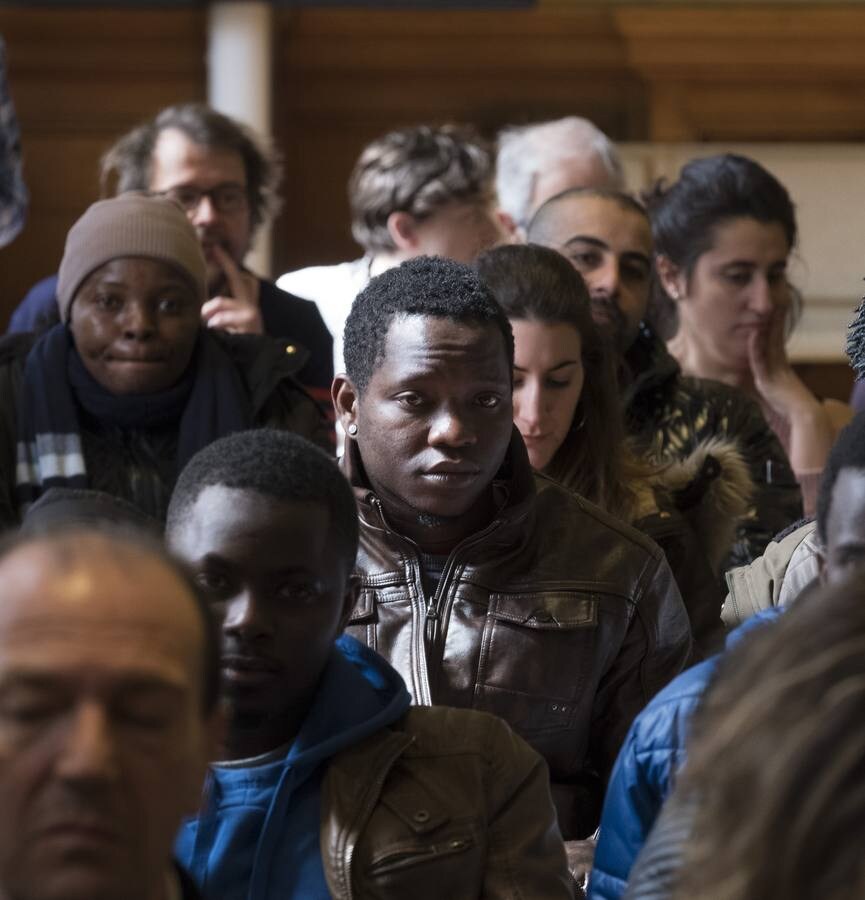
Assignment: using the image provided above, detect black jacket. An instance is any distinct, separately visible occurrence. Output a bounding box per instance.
[0,329,329,526]
[7,273,334,403]
[623,324,803,567]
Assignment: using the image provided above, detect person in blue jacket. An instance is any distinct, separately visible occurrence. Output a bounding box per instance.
[588,409,865,899]
[165,428,573,900]
[586,608,781,900]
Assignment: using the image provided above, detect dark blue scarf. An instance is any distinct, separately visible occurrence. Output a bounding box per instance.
[15,323,253,507]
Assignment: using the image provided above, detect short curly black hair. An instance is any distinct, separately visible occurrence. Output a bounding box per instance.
[816,412,865,544]
[166,429,359,576]
[343,255,514,394]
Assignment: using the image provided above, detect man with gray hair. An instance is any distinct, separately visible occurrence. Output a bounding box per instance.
[495,116,624,236]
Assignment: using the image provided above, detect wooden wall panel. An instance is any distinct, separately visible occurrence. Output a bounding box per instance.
[272,7,645,272]
[0,8,206,325]
[5,0,865,382]
[617,6,865,141]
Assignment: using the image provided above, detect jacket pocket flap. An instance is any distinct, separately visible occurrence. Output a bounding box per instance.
[488,591,598,629]
[348,588,378,624]
[380,786,450,835]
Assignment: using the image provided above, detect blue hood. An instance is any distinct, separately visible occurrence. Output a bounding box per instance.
[177,635,411,900]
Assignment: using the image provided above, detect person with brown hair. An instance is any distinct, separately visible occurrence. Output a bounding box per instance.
[7,103,334,412]
[278,123,506,380]
[475,243,749,653]
[591,410,865,900]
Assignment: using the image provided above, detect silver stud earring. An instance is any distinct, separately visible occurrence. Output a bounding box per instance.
[347,423,358,436]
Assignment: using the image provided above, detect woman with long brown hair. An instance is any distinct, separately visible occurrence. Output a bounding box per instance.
[476,243,751,653]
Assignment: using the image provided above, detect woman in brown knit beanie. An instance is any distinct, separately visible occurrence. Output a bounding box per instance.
[0,192,328,525]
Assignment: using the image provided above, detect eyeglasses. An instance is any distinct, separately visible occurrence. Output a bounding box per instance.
[153,183,249,215]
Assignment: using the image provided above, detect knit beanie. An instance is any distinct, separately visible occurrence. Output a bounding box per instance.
[56,192,207,322]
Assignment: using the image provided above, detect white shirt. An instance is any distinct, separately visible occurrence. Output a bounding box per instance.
[277,257,372,377]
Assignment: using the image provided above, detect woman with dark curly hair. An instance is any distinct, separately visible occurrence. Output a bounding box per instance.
[648,153,851,515]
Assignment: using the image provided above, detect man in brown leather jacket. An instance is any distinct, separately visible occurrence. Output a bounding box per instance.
[332,256,693,841]
[167,428,573,899]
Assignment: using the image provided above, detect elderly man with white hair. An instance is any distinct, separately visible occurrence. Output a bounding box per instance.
[495,116,624,236]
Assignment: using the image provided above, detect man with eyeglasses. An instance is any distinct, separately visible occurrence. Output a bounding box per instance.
[7,104,334,413]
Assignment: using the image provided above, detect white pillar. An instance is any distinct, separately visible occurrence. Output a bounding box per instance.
[207,1,274,277]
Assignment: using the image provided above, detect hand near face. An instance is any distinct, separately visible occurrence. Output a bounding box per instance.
[747,295,842,479]
[746,297,815,423]
[201,244,263,335]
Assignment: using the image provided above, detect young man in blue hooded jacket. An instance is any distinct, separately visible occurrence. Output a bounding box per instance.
[166,428,573,900]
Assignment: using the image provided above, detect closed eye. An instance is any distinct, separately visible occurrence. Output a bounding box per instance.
[195,570,231,595]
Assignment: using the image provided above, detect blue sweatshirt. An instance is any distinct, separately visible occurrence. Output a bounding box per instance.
[176,635,411,900]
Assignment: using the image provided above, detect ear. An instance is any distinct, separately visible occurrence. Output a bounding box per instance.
[332,375,359,439]
[495,209,522,243]
[337,573,361,633]
[386,210,421,252]
[655,254,687,302]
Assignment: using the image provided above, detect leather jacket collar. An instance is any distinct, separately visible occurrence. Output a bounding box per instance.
[340,425,537,538]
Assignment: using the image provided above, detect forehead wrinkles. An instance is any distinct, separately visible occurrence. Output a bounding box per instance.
[0,615,189,656]
[0,544,201,654]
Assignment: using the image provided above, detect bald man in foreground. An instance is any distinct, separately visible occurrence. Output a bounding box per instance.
[0,528,220,900]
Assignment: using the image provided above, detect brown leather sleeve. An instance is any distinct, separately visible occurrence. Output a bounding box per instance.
[480,715,576,899]
[589,555,693,783]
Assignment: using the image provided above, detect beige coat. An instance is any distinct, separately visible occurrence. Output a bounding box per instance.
[721,521,820,627]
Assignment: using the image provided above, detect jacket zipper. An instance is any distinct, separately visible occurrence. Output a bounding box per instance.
[367,835,475,875]
[369,497,502,706]
[423,517,503,649]
[420,517,504,705]
[369,497,433,704]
